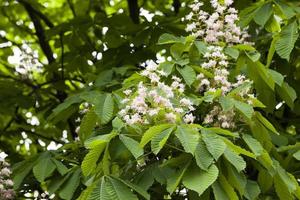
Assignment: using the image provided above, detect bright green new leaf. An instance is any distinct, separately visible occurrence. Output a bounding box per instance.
[140,124,174,147]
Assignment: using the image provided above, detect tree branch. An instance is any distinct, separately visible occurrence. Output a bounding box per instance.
[173,0,180,15]
[67,0,77,17]
[127,0,140,24]
[19,1,55,64]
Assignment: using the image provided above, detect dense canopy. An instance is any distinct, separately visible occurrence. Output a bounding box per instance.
[1,0,300,199]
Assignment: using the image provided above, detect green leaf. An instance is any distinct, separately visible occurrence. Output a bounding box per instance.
[59,168,81,200]
[120,135,144,159]
[194,41,207,55]
[105,177,138,200]
[151,126,175,155]
[254,3,273,26]
[223,139,255,159]
[158,33,184,44]
[277,82,297,109]
[245,50,261,62]
[115,177,150,200]
[33,155,56,182]
[140,124,174,147]
[275,21,299,61]
[244,180,261,200]
[171,43,185,59]
[255,112,279,135]
[51,95,82,116]
[167,160,191,194]
[176,65,196,86]
[219,96,254,119]
[194,139,214,171]
[203,127,238,138]
[226,163,247,195]
[13,159,36,189]
[183,164,219,196]
[293,150,300,161]
[88,178,110,200]
[81,143,106,176]
[242,134,264,156]
[175,125,200,154]
[79,109,97,141]
[224,47,239,60]
[223,148,246,172]
[159,62,174,76]
[212,180,230,200]
[269,69,284,86]
[51,158,69,175]
[239,2,261,27]
[266,37,278,68]
[94,93,114,124]
[219,96,234,111]
[213,174,239,200]
[202,132,226,160]
[234,100,254,119]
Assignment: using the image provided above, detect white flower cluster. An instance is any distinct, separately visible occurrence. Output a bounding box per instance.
[186,0,250,45]
[118,61,196,125]
[8,44,43,79]
[186,0,255,129]
[0,158,15,200]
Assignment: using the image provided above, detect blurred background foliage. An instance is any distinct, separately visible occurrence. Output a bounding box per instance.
[1,0,300,199]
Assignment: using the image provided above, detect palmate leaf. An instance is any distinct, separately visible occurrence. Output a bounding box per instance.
[175,125,200,154]
[120,135,144,159]
[275,21,299,61]
[226,163,247,196]
[167,160,191,194]
[13,158,37,189]
[253,3,273,26]
[183,164,219,196]
[158,33,185,44]
[93,93,115,124]
[140,124,175,147]
[151,126,175,155]
[176,65,196,86]
[244,180,261,200]
[242,134,264,156]
[88,177,139,200]
[79,108,98,141]
[33,153,56,182]
[202,131,226,161]
[223,148,246,172]
[81,142,106,176]
[59,168,81,200]
[51,158,69,175]
[194,139,214,171]
[212,174,239,200]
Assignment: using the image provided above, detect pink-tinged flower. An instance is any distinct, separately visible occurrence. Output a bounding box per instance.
[1,168,11,176]
[165,113,177,123]
[148,109,159,116]
[180,98,193,107]
[184,113,196,123]
[146,60,158,71]
[123,89,132,96]
[224,0,234,6]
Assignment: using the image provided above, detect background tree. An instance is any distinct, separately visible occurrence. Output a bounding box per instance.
[0,0,300,199]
